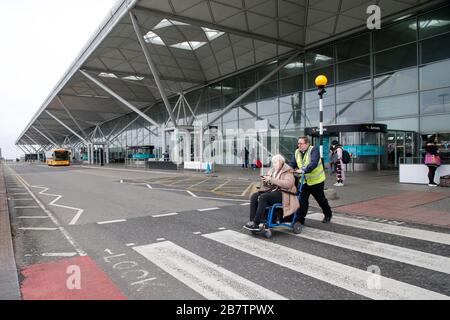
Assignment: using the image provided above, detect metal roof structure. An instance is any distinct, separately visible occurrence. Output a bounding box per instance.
[16,0,445,149]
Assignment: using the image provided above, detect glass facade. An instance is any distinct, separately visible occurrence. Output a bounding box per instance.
[103,4,450,167]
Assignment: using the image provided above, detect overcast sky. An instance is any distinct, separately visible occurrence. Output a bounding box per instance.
[0,0,118,159]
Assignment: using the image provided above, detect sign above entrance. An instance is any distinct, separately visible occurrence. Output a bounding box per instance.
[305,123,388,136]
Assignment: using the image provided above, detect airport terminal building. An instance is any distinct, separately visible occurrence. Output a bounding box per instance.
[16,0,450,170]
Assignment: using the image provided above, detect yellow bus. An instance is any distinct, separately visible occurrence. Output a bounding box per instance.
[46,149,71,166]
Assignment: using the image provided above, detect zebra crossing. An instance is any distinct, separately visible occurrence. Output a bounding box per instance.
[130,214,450,300]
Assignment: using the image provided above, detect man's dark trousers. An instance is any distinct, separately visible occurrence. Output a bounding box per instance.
[297,182,332,224]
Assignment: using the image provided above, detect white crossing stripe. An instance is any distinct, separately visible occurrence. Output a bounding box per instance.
[308,213,450,245]
[133,241,287,300]
[204,230,449,300]
[19,227,58,231]
[41,253,78,257]
[97,219,127,225]
[14,206,39,209]
[152,212,179,218]
[11,198,34,201]
[17,216,49,219]
[241,203,251,206]
[197,207,220,212]
[284,228,450,274]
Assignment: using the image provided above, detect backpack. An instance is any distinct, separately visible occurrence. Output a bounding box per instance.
[341,148,351,164]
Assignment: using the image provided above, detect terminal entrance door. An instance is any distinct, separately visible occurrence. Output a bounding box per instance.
[386,131,417,169]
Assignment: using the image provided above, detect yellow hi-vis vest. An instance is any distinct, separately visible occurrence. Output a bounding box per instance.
[295,146,326,186]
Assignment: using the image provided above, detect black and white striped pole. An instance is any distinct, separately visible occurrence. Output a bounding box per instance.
[315,75,328,164]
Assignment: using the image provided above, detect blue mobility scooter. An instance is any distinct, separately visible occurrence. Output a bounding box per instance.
[250,174,305,239]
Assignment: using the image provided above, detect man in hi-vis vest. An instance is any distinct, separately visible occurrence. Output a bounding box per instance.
[288,136,332,225]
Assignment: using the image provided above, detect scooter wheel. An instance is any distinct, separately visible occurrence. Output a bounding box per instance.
[293,222,303,234]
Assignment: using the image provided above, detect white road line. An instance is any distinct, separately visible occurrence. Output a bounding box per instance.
[97,219,127,225]
[31,185,84,225]
[41,253,77,257]
[11,193,29,196]
[126,243,136,247]
[186,190,198,198]
[133,241,287,300]
[197,207,220,212]
[80,165,177,175]
[193,232,202,235]
[11,198,34,201]
[157,238,166,241]
[212,180,231,192]
[17,216,49,219]
[14,206,39,209]
[218,227,226,230]
[241,203,251,206]
[308,213,450,245]
[19,227,58,231]
[146,184,153,189]
[152,212,179,218]
[204,230,449,300]
[285,228,450,274]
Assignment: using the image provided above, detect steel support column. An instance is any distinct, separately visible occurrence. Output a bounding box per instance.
[32,126,58,148]
[45,111,90,146]
[129,11,177,127]
[56,96,89,140]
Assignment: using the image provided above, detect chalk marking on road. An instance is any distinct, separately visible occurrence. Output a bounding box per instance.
[17,216,49,219]
[19,227,58,231]
[133,241,287,300]
[41,252,78,257]
[197,207,220,212]
[152,212,179,218]
[308,213,450,245]
[30,185,85,225]
[204,230,449,300]
[284,228,450,274]
[97,219,127,225]
[14,206,39,209]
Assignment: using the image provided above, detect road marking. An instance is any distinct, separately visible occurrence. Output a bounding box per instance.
[241,183,254,197]
[186,190,198,198]
[97,219,127,225]
[19,227,58,231]
[241,203,251,206]
[17,216,49,219]
[126,243,136,247]
[156,238,166,241]
[133,241,287,300]
[212,180,231,192]
[218,227,226,230]
[152,212,179,218]
[11,198,34,201]
[14,206,39,209]
[308,213,450,245]
[80,165,177,175]
[193,232,202,235]
[204,230,449,300]
[188,178,210,189]
[197,207,220,212]
[11,193,29,196]
[41,253,78,257]
[285,228,450,274]
[146,184,153,189]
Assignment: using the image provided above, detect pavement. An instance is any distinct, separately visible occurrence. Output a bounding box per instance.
[0,161,449,301]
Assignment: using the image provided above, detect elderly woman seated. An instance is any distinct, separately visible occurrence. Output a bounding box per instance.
[244,154,300,231]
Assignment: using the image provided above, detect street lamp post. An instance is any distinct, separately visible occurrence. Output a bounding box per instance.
[315,75,328,164]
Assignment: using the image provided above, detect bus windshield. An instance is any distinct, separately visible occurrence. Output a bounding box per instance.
[54,151,69,161]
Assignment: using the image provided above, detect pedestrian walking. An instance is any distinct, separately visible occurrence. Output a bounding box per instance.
[424,135,441,187]
[241,147,249,168]
[288,136,332,225]
[330,140,346,186]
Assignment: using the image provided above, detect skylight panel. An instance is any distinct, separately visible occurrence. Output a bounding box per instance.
[153,19,189,30]
[202,27,225,41]
[144,31,165,45]
[99,72,118,78]
[171,41,207,50]
[122,76,144,81]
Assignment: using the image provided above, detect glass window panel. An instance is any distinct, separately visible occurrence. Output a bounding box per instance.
[420,59,450,90]
[280,93,303,112]
[375,43,417,74]
[305,46,334,70]
[420,87,450,115]
[280,110,304,130]
[208,85,222,98]
[224,91,240,105]
[239,118,256,130]
[280,76,303,95]
[305,106,335,126]
[336,79,372,104]
[305,87,335,108]
[337,56,370,83]
[280,57,305,78]
[222,106,238,122]
[337,33,370,61]
[375,93,419,119]
[239,71,256,89]
[258,81,278,100]
[306,66,334,89]
[258,98,279,116]
[241,90,257,104]
[258,63,278,82]
[419,5,450,39]
[280,130,302,160]
[239,103,257,119]
[420,32,450,64]
[380,117,419,131]
[421,114,450,132]
[374,19,417,51]
[262,114,279,129]
[374,67,418,97]
[336,100,373,124]
[209,97,222,112]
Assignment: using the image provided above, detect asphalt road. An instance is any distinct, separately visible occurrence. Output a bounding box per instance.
[4,163,450,300]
